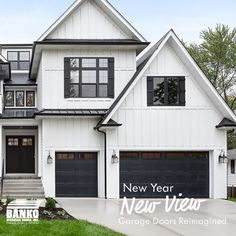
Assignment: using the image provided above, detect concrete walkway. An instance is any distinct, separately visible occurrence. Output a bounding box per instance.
[56,198,236,236]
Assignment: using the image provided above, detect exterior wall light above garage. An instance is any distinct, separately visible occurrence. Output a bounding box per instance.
[47,152,53,164]
[219,151,228,164]
[111,150,119,164]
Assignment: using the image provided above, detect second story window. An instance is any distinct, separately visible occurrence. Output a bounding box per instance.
[147,76,186,106]
[64,58,114,98]
[5,90,35,108]
[7,51,30,70]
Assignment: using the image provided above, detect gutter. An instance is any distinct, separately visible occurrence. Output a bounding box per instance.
[94,126,107,199]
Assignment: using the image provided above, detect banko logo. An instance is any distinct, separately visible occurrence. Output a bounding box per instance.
[6,199,40,223]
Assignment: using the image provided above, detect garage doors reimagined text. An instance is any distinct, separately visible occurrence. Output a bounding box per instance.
[118,183,228,226]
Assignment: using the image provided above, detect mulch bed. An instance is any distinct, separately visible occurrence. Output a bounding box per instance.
[39,207,74,220]
[0,201,74,220]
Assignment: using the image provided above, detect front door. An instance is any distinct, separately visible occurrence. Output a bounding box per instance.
[6,136,35,174]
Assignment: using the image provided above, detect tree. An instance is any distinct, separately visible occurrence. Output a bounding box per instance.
[186,24,236,109]
[186,24,236,149]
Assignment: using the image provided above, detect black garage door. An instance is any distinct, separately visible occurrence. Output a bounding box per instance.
[56,152,97,197]
[120,152,209,198]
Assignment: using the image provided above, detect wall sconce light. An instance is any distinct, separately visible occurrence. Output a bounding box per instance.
[111,150,119,164]
[47,151,53,164]
[219,150,227,164]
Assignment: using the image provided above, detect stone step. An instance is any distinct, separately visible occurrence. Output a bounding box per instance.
[4,179,42,182]
[3,182,43,186]
[4,176,40,180]
[3,192,44,196]
[2,177,45,199]
[2,194,45,199]
[3,186,43,190]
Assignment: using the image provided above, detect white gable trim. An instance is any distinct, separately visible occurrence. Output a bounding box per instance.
[0,54,7,62]
[102,31,172,124]
[37,0,147,42]
[102,30,236,125]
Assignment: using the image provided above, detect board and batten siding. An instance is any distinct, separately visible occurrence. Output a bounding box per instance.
[39,49,136,109]
[110,42,226,149]
[36,60,43,109]
[47,0,129,40]
[41,117,105,198]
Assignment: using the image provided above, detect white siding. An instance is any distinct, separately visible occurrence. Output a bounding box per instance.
[106,42,227,199]
[41,118,104,198]
[36,60,43,109]
[111,42,226,149]
[47,0,129,40]
[39,48,136,109]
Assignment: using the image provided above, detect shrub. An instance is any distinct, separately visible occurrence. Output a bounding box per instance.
[6,197,14,206]
[45,197,56,210]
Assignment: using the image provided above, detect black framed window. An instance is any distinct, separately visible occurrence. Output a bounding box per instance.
[231,160,235,174]
[26,91,35,107]
[7,51,30,70]
[5,90,35,107]
[5,91,14,107]
[16,91,24,107]
[64,57,114,98]
[147,76,185,106]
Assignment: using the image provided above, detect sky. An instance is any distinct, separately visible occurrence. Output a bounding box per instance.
[0,0,235,44]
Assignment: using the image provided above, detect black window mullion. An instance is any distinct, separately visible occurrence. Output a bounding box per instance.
[96,59,99,97]
[79,58,82,97]
[164,77,168,105]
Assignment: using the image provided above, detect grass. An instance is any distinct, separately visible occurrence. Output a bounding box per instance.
[0,216,124,236]
[228,197,236,202]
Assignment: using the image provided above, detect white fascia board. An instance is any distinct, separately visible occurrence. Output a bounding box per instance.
[103,30,236,125]
[37,0,146,42]
[169,32,236,122]
[102,32,172,124]
[0,54,7,62]
[100,0,147,42]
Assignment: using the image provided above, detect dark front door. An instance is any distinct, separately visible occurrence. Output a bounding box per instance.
[56,152,98,197]
[120,151,209,198]
[6,136,35,173]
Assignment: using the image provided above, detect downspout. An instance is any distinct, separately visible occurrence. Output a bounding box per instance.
[95,126,107,199]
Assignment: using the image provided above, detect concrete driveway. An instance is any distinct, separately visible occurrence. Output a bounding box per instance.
[56,198,236,236]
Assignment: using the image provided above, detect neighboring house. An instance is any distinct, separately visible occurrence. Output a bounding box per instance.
[0,0,236,199]
[227,149,236,196]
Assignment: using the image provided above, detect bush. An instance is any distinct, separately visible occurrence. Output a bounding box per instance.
[45,197,56,210]
[6,196,14,206]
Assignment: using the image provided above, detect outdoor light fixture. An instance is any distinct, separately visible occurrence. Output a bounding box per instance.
[219,150,227,164]
[111,150,119,164]
[47,151,53,164]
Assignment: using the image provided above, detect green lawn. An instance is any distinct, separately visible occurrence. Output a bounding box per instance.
[0,216,124,236]
[229,197,236,203]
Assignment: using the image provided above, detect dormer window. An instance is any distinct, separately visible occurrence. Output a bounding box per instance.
[7,51,30,71]
[64,57,114,98]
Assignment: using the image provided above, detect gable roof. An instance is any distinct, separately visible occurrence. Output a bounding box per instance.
[97,29,236,127]
[37,0,147,42]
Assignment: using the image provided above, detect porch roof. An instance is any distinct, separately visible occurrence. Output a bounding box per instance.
[35,109,108,116]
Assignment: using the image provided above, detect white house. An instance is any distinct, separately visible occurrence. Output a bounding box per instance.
[0,0,235,199]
